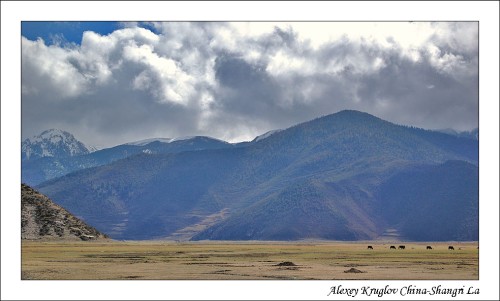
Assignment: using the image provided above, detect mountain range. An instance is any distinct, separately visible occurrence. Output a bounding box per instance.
[22,133,231,186]
[29,110,478,241]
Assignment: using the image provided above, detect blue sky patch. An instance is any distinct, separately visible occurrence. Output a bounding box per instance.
[21,21,121,45]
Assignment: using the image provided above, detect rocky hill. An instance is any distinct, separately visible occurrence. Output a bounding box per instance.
[21,184,107,241]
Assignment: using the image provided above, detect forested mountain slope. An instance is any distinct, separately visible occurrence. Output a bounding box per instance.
[36,110,478,241]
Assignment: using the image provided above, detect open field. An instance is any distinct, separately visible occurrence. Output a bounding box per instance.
[21,240,478,280]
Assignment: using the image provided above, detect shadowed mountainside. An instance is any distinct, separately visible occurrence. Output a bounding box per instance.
[36,110,478,241]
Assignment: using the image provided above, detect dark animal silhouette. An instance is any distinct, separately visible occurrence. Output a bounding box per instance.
[390,246,396,249]
[367,246,373,249]
[448,246,455,250]
[398,245,405,250]
[426,246,433,250]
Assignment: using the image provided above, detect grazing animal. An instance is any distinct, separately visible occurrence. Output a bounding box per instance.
[398,245,405,250]
[390,246,396,249]
[448,246,455,250]
[426,246,433,250]
[367,246,373,250]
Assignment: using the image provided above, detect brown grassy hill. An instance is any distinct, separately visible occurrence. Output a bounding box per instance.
[21,184,108,241]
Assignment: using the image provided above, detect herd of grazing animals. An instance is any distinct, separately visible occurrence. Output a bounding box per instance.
[365,245,459,250]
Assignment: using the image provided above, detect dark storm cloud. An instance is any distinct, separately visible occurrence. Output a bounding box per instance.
[369,50,476,130]
[21,22,478,148]
[215,55,281,115]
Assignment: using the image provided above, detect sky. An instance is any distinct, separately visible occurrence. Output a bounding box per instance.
[21,21,479,149]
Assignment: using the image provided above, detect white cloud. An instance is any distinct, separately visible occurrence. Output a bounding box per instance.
[123,43,195,105]
[22,37,89,99]
[80,31,116,57]
[112,27,160,44]
[132,70,152,90]
[266,50,310,76]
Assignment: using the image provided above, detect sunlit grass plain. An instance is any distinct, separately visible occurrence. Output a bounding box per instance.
[21,240,478,280]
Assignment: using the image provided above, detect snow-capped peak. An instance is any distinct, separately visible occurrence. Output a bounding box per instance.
[169,136,227,143]
[169,136,196,143]
[126,138,173,146]
[22,129,94,160]
[127,136,230,146]
[253,129,283,142]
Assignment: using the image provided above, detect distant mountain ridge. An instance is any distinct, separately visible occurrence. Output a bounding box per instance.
[127,136,229,146]
[36,110,478,242]
[437,128,479,140]
[22,135,232,185]
[252,129,283,142]
[22,119,478,186]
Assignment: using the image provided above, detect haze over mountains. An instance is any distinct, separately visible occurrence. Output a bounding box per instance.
[24,110,478,242]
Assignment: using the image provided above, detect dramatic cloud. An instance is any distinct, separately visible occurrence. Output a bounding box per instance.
[21,22,478,148]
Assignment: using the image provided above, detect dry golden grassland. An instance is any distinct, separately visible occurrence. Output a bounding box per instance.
[21,240,478,280]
